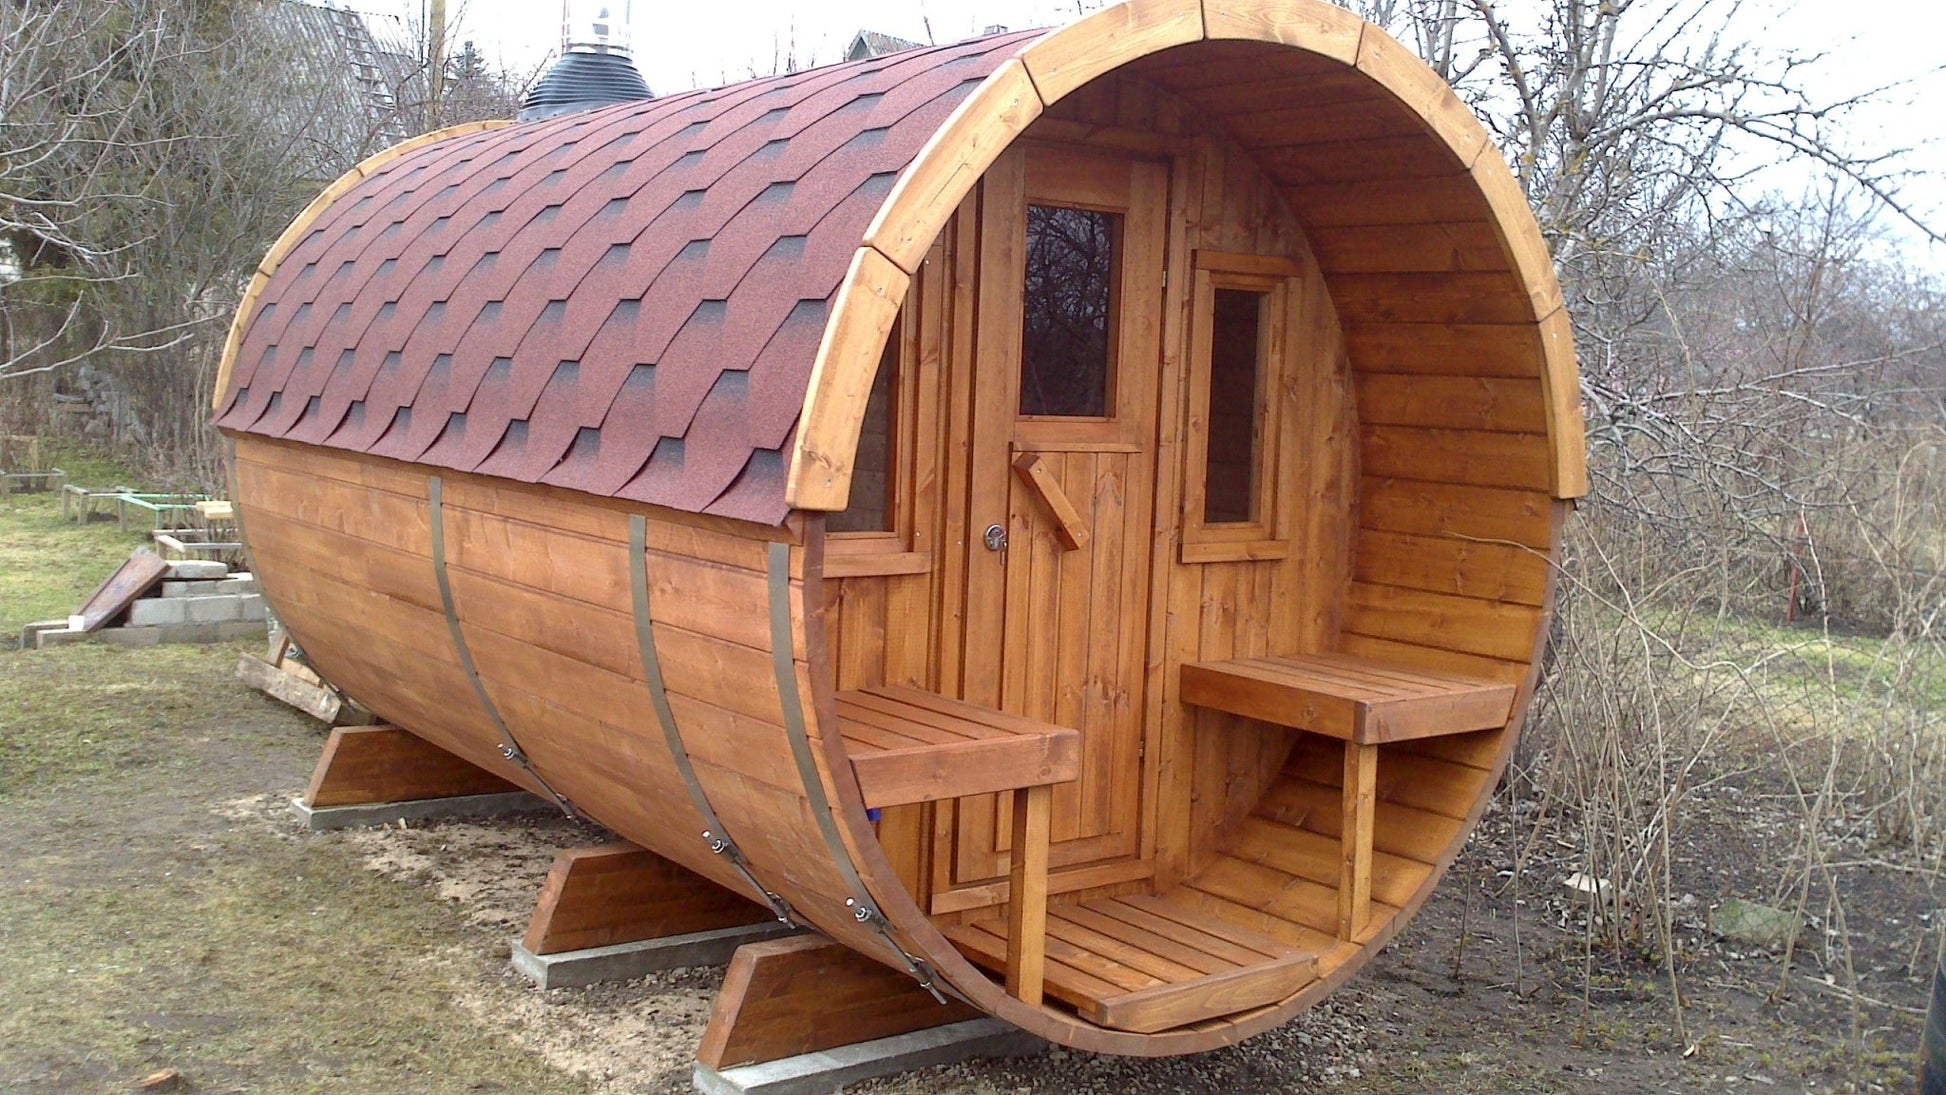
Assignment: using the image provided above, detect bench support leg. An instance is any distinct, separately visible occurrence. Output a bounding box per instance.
[303,724,519,808]
[697,934,983,1072]
[1338,742,1377,940]
[1005,784,1051,1006]
[522,842,773,956]
[292,725,542,830]
[512,842,789,989]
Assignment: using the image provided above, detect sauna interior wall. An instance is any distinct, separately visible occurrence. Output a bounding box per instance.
[821,71,1364,917]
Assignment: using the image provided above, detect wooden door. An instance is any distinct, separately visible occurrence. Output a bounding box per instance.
[948,143,1169,895]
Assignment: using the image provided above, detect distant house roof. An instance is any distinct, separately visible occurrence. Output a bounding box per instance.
[844,29,924,62]
[262,0,421,160]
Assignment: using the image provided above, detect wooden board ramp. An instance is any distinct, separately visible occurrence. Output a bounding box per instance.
[72,548,170,632]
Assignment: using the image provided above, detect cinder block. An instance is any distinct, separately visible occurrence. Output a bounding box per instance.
[96,626,164,647]
[19,620,68,649]
[215,620,268,641]
[24,623,89,649]
[183,595,244,624]
[162,575,258,598]
[165,560,228,580]
[238,593,267,621]
[126,597,190,627]
[153,622,221,644]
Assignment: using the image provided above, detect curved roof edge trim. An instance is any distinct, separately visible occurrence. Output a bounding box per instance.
[209,120,513,413]
[786,0,1586,509]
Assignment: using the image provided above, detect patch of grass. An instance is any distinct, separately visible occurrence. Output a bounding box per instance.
[0,833,595,1095]
[0,643,292,798]
[0,641,595,1094]
[0,444,157,637]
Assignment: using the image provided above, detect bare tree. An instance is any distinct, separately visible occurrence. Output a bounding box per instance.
[1,0,530,479]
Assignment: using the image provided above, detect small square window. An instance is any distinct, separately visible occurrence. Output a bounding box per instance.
[1182,252,1301,563]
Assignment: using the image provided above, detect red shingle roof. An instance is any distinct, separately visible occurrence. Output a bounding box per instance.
[216,30,1042,523]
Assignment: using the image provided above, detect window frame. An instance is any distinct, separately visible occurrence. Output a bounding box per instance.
[1180,250,1302,564]
[824,308,931,577]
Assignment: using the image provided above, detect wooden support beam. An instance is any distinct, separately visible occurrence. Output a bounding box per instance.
[521,843,771,956]
[1005,783,1052,1006]
[1338,742,1378,940]
[301,724,517,808]
[696,934,980,1072]
[1011,453,1090,550]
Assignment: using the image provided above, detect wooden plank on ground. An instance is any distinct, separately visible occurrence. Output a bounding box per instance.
[235,653,374,726]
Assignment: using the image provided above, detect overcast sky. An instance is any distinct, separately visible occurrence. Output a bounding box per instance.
[350,0,1943,265]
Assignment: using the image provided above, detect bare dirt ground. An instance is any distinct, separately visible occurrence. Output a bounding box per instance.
[1,641,1936,1094]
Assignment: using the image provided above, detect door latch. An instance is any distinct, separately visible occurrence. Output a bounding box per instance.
[982,523,1008,563]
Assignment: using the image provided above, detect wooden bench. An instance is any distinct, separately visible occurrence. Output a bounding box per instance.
[834,685,1080,1006]
[1180,653,1517,939]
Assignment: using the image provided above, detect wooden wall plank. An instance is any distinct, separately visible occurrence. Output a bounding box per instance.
[1361,426,1553,491]
[1326,273,1539,325]
[1358,476,1553,549]
[1342,581,1541,662]
[1353,529,1548,606]
[1355,374,1547,434]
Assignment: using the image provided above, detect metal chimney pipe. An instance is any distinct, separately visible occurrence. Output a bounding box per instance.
[519,0,650,121]
[562,0,631,55]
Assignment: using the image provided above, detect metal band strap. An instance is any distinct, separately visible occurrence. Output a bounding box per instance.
[765,541,945,1003]
[629,516,795,925]
[426,476,576,817]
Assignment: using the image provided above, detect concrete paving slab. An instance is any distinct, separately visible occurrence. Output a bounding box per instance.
[290,791,551,832]
[692,1019,1043,1095]
[512,921,799,990]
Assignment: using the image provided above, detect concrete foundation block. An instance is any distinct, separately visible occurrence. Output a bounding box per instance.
[691,1019,1043,1095]
[20,620,70,649]
[165,560,228,580]
[126,597,189,627]
[213,620,268,641]
[96,626,164,647]
[162,576,256,597]
[290,791,552,832]
[513,922,799,990]
[183,595,244,624]
[238,593,267,621]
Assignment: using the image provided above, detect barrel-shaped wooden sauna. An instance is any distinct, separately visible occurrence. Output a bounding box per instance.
[213,0,1584,1055]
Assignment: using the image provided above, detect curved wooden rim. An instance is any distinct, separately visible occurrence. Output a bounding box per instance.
[209,121,513,413]
[784,0,1585,509]
[802,499,1567,1054]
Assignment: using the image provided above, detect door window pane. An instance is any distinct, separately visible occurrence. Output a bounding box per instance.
[1203,288,1264,524]
[1020,205,1118,417]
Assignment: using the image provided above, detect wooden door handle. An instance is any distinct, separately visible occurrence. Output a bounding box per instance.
[1011,453,1090,551]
